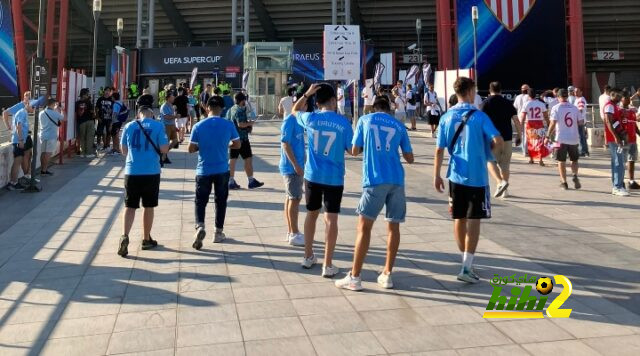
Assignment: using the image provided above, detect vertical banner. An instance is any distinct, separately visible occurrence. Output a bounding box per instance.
[0,0,19,107]
[379,53,394,86]
[323,25,361,80]
[457,0,567,92]
[66,71,77,141]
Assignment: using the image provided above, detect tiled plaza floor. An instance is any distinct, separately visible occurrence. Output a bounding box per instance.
[0,121,638,355]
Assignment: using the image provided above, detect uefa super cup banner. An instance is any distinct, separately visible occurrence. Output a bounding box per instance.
[457,0,567,94]
[0,0,19,106]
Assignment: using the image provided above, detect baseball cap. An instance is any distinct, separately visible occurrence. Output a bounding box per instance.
[567,85,575,92]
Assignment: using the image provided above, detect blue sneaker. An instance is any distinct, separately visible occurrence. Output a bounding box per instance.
[248,178,264,189]
[457,268,479,284]
[229,181,241,190]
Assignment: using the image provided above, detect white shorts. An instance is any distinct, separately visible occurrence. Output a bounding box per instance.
[175,117,188,129]
[40,138,58,153]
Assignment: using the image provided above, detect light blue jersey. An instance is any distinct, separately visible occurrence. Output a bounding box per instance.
[11,109,29,144]
[353,112,412,187]
[190,117,240,176]
[279,114,306,175]
[437,102,500,187]
[121,118,168,175]
[160,103,174,126]
[296,111,353,186]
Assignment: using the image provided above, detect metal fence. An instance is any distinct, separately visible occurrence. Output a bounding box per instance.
[252,95,283,120]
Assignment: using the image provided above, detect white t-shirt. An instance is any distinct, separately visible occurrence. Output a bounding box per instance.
[394,96,406,113]
[599,93,610,118]
[551,102,582,145]
[521,99,547,121]
[337,87,345,106]
[279,96,294,117]
[514,93,528,113]
[424,90,439,115]
[362,89,374,106]
[574,96,587,121]
[406,91,416,110]
[473,94,483,110]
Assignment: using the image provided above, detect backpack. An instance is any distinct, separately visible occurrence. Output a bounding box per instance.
[114,102,129,123]
[408,92,416,106]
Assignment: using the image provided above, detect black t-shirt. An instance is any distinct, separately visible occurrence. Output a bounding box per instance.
[174,95,189,117]
[482,95,517,140]
[137,94,154,108]
[75,99,94,125]
[95,96,114,120]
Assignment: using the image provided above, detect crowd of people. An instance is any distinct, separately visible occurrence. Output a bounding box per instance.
[2,74,638,288]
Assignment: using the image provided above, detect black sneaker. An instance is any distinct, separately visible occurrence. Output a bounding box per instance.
[248,178,264,189]
[573,176,582,190]
[192,227,206,250]
[560,182,569,190]
[628,181,640,190]
[163,157,172,164]
[40,170,54,176]
[117,235,129,257]
[229,181,241,190]
[141,237,158,250]
[7,182,25,191]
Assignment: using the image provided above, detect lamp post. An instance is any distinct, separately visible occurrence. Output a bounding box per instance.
[116,18,123,95]
[416,18,422,63]
[471,6,479,84]
[91,0,102,101]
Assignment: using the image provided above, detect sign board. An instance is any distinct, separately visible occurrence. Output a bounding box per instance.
[323,25,361,80]
[593,50,623,61]
[31,58,50,105]
[401,54,427,64]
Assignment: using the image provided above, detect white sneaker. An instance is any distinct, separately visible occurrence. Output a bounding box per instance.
[457,269,479,284]
[377,272,394,289]
[612,188,630,197]
[301,254,317,269]
[322,265,340,278]
[288,233,305,247]
[335,272,363,291]
[501,189,509,199]
[469,267,481,280]
[494,181,509,198]
[213,230,226,243]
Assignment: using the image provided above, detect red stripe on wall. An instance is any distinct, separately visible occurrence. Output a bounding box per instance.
[518,0,525,20]
[496,1,503,21]
[507,0,514,29]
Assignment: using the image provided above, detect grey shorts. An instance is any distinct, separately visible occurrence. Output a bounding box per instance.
[628,143,638,162]
[40,138,58,153]
[283,174,303,200]
[356,184,406,223]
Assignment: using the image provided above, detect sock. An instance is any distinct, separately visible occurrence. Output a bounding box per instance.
[229,177,236,183]
[461,252,474,272]
[248,176,254,181]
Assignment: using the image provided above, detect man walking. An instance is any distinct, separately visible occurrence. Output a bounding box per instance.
[280,94,307,246]
[189,96,241,249]
[621,91,639,190]
[159,91,179,164]
[95,87,114,152]
[424,83,441,137]
[76,88,96,158]
[117,107,169,257]
[603,88,630,196]
[226,92,264,190]
[335,97,414,291]
[482,81,521,198]
[38,99,66,175]
[292,83,354,278]
[514,84,530,156]
[336,83,346,116]
[520,88,549,165]
[174,87,190,144]
[406,84,417,130]
[546,89,583,190]
[434,77,503,283]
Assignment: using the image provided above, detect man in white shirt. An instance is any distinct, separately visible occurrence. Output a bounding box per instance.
[405,84,418,130]
[514,84,530,156]
[546,89,583,190]
[568,86,577,105]
[336,84,346,115]
[423,83,440,137]
[362,85,375,115]
[38,99,66,176]
[599,85,612,120]
[394,93,406,122]
[520,88,549,165]
[573,87,589,157]
[278,88,296,119]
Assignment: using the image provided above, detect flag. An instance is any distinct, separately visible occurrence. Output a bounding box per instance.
[189,67,198,89]
[373,62,385,91]
[242,70,250,90]
[405,65,420,86]
[422,63,433,86]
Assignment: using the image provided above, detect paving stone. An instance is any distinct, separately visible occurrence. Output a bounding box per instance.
[107,326,175,355]
[311,331,387,356]
[40,334,110,356]
[245,336,316,356]
[240,316,307,341]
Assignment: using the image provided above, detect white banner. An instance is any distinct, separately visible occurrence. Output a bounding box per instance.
[323,25,361,80]
[190,67,198,88]
[379,53,394,85]
[66,71,77,141]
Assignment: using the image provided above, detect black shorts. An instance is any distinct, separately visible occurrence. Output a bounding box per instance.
[111,121,123,136]
[449,182,491,219]
[97,118,112,135]
[305,179,344,214]
[428,113,440,125]
[124,174,160,209]
[230,140,252,159]
[12,135,33,157]
[554,144,579,162]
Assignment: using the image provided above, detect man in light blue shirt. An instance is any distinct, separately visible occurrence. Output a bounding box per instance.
[159,92,178,164]
[38,98,65,176]
[434,77,503,283]
[280,94,307,247]
[336,97,414,291]
[189,96,241,249]
[292,83,354,278]
[117,107,169,257]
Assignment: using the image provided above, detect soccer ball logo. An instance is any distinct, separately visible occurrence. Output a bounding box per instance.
[536,277,553,295]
